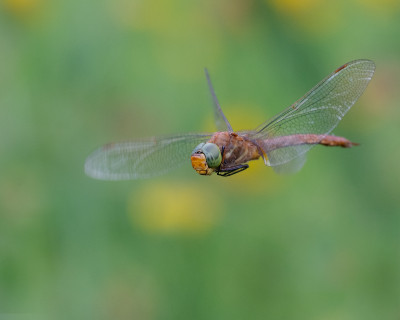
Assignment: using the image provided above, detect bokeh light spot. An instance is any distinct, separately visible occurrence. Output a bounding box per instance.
[128,181,223,235]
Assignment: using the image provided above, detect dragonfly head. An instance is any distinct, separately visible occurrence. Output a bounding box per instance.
[191,142,222,175]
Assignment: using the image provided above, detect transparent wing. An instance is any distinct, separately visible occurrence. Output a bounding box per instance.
[251,59,375,167]
[271,153,307,174]
[205,68,233,132]
[85,133,211,180]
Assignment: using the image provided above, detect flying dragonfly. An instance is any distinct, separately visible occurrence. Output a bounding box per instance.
[85,59,375,180]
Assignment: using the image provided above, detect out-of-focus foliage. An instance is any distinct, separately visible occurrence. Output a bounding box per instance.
[1,0,400,319]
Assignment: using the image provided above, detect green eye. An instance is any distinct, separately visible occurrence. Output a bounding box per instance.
[192,143,205,154]
[202,143,222,168]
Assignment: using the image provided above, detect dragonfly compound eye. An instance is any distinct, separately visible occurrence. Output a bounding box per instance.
[192,143,205,154]
[202,143,222,168]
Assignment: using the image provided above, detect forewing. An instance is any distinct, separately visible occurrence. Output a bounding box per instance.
[85,133,211,180]
[252,59,375,167]
[205,68,233,132]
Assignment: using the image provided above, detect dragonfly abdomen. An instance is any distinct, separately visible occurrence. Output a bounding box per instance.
[261,134,358,151]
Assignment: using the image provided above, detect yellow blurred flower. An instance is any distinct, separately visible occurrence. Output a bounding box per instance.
[128,181,223,235]
[269,0,320,15]
[3,0,41,18]
[267,0,341,35]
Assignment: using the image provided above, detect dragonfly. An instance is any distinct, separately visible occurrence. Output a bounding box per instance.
[85,59,375,180]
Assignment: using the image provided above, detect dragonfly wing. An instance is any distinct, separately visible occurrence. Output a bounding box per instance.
[85,133,211,180]
[270,152,307,174]
[252,59,375,167]
[205,68,233,132]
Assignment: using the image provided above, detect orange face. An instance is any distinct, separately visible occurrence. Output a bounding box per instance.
[190,153,215,175]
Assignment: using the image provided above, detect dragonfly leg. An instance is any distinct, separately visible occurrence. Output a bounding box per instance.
[217,164,249,177]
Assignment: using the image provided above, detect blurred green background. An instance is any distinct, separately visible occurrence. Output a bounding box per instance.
[1,0,400,319]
